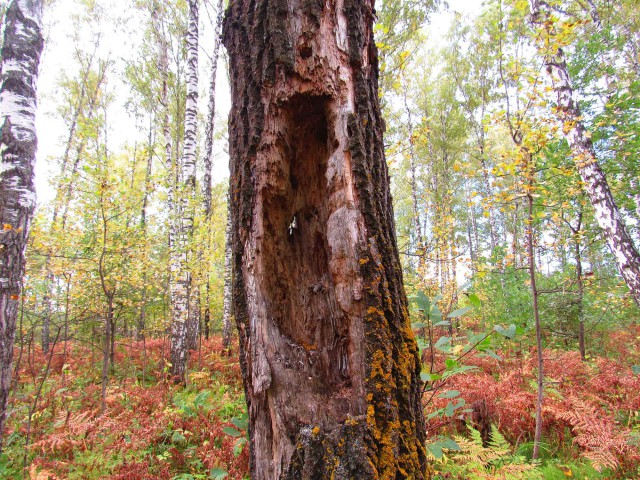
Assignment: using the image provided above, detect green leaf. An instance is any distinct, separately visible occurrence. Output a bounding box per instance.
[421,372,441,382]
[482,349,502,361]
[411,322,428,329]
[427,442,444,459]
[438,390,460,399]
[222,427,242,438]
[467,293,481,307]
[632,365,640,375]
[494,323,517,339]
[444,401,456,417]
[433,321,450,327]
[414,291,431,313]
[427,411,440,420]
[209,468,228,479]
[447,307,472,318]
[171,431,187,444]
[434,336,451,351]
[440,437,461,451]
[457,281,472,293]
[231,415,248,431]
[193,390,212,407]
[233,437,247,457]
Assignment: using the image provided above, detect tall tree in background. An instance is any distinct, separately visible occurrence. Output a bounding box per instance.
[202,0,223,342]
[223,1,427,477]
[221,195,233,347]
[530,0,640,307]
[169,0,198,382]
[0,0,44,452]
[42,45,108,353]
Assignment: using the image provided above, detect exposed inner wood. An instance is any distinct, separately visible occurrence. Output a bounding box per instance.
[224,1,427,478]
[249,89,369,475]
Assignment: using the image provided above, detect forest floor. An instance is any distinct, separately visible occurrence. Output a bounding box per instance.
[1,330,639,479]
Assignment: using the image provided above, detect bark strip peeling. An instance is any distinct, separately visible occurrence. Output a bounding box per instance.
[223,1,427,478]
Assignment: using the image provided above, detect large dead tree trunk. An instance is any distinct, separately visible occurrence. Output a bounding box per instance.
[530,0,640,306]
[0,0,43,452]
[223,1,427,478]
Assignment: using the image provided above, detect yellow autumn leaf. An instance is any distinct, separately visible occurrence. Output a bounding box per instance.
[452,344,465,355]
[558,465,573,477]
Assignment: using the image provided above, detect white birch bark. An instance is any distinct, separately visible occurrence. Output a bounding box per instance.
[531,0,640,306]
[201,0,226,344]
[202,0,223,222]
[0,0,43,452]
[221,195,233,347]
[198,0,228,346]
[170,0,199,381]
[151,1,179,373]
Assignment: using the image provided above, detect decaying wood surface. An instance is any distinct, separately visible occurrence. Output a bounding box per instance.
[223,1,427,478]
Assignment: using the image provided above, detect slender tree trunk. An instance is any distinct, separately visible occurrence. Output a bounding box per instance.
[170,0,199,382]
[202,0,224,344]
[0,0,43,453]
[467,212,477,272]
[223,2,427,478]
[630,177,640,241]
[151,1,175,349]
[137,116,154,341]
[531,0,640,306]
[570,210,587,361]
[101,297,113,414]
[221,195,233,347]
[43,61,107,352]
[401,81,425,275]
[575,241,586,361]
[524,173,544,461]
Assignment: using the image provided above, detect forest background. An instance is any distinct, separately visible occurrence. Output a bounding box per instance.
[1,0,639,478]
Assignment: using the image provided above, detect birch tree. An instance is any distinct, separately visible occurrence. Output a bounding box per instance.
[223,1,427,477]
[530,0,640,306]
[0,0,44,452]
[202,0,224,343]
[169,0,198,382]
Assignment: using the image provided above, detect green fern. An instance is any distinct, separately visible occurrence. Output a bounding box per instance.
[434,426,542,480]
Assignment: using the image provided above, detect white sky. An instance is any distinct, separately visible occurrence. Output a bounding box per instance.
[33,0,483,208]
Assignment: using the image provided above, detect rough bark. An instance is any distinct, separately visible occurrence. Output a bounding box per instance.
[0,0,43,452]
[531,0,640,306]
[223,1,427,478]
